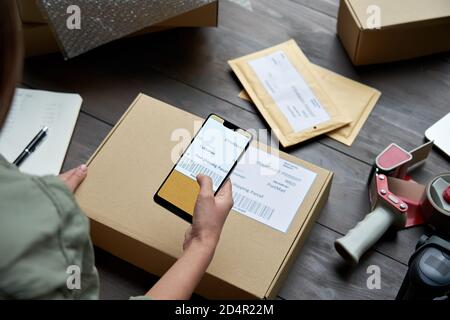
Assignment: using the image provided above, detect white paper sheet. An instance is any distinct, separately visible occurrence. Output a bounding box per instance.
[425,112,450,158]
[231,146,317,232]
[0,88,82,176]
[248,50,331,133]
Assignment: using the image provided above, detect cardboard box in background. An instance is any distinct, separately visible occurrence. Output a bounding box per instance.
[17,0,47,24]
[337,0,450,65]
[157,1,218,28]
[75,94,333,299]
[19,1,219,57]
[22,24,60,57]
[22,23,174,57]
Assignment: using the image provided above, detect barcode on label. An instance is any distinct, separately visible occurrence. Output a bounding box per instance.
[177,158,223,186]
[233,192,274,220]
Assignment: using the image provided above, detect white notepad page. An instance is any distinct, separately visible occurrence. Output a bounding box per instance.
[0,88,82,176]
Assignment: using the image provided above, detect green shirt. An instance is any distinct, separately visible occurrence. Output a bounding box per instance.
[0,155,99,299]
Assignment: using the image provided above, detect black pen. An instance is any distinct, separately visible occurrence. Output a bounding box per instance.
[13,127,49,167]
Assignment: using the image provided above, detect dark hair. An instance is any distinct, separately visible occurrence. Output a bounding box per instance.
[0,0,23,128]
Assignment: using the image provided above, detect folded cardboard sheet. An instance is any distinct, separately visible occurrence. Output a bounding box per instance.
[75,94,333,299]
[240,64,381,146]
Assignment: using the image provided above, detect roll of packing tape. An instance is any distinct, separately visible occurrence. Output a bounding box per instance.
[425,173,450,233]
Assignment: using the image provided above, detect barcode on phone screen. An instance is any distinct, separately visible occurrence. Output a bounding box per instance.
[177,158,223,186]
[233,192,274,220]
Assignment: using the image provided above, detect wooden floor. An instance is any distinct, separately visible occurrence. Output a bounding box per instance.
[22,0,449,300]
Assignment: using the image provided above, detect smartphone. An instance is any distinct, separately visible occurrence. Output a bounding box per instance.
[154,114,253,223]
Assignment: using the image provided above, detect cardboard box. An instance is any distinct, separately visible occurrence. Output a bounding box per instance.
[19,1,219,57]
[21,23,175,57]
[337,0,450,65]
[17,0,46,24]
[22,23,60,57]
[75,94,333,299]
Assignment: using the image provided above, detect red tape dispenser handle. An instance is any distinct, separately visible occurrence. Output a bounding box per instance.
[376,174,409,213]
[336,142,434,265]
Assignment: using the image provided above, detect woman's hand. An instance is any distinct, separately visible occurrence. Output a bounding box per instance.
[183,174,234,252]
[146,174,233,300]
[58,164,88,193]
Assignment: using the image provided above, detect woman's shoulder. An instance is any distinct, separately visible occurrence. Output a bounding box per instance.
[0,162,64,261]
[0,159,89,264]
[0,158,97,299]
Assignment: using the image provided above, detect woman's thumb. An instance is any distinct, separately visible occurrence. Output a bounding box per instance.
[196,174,214,197]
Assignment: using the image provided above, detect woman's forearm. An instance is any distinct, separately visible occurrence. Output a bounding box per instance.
[147,176,232,300]
[146,240,216,300]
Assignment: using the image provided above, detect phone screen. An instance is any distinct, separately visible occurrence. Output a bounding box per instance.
[155,115,252,221]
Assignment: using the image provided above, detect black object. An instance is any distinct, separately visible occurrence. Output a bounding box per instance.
[396,234,450,300]
[13,127,48,167]
[154,114,252,223]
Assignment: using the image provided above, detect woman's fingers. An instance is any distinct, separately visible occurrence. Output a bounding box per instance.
[216,179,232,199]
[59,164,88,193]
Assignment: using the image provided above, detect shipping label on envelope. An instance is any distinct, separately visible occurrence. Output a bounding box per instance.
[229,39,352,148]
[239,63,381,146]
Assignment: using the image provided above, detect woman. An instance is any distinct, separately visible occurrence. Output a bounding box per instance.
[0,0,233,300]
